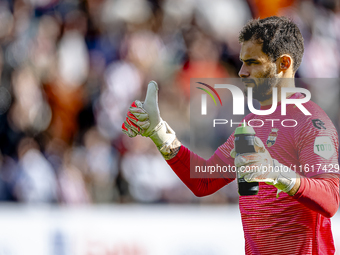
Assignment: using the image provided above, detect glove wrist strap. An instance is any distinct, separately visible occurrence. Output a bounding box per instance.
[149,121,179,159]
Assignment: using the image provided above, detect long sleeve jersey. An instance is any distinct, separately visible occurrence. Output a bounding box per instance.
[167,93,340,255]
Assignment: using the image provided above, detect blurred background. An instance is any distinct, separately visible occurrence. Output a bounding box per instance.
[0,0,339,254]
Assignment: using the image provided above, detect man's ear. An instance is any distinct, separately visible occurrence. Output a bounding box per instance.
[277,55,292,72]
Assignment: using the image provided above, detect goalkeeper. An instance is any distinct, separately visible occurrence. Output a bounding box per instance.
[122,16,339,255]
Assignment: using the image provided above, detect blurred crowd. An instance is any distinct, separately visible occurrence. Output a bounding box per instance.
[0,0,339,205]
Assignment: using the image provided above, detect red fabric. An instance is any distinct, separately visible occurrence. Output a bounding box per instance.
[167,147,339,217]
[167,146,234,197]
[294,175,340,218]
[167,93,339,254]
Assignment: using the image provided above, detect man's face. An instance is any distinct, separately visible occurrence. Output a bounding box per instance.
[239,40,278,102]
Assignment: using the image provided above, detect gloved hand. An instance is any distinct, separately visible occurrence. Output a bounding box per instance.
[231,136,297,196]
[121,100,150,137]
[122,81,178,158]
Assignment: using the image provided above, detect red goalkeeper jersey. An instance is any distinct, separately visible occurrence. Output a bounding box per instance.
[167,93,340,255]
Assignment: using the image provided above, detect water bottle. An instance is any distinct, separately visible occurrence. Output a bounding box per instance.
[234,123,259,196]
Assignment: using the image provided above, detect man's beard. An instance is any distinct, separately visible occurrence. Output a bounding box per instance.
[243,67,279,102]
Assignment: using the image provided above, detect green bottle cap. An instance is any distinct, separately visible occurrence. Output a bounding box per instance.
[234,123,256,135]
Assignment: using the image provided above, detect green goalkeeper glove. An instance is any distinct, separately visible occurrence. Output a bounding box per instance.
[122,81,179,158]
[231,136,298,196]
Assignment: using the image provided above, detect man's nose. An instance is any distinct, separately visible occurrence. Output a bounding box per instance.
[238,64,250,78]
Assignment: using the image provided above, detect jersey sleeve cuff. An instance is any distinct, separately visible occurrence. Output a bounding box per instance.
[292,177,305,199]
[166,145,186,164]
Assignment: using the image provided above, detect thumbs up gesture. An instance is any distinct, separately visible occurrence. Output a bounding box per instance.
[122,81,177,155]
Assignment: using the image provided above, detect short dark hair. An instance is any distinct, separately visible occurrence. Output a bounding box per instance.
[239,16,304,72]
